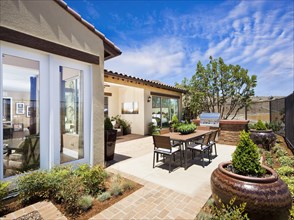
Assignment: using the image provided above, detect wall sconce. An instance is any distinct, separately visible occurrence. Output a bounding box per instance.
[147,96,151,102]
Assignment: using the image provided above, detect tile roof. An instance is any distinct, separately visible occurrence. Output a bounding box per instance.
[54,0,121,60]
[105,70,187,93]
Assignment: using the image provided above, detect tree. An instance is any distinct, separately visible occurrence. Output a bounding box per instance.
[176,56,257,119]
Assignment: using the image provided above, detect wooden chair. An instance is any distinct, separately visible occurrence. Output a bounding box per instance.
[152,135,182,173]
[187,132,211,167]
[209,130,218,157]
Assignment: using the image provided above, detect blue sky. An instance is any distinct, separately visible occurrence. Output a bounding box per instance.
[66,0,294,96]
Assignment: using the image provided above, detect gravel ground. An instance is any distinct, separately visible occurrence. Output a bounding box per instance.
[16,211,43,220]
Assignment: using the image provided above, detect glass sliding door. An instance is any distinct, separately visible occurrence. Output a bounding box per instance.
[2,54,40,178]
[60,66,84,163]
[151,95,179,128]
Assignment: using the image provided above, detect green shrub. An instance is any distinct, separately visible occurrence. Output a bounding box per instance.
[17,171,51,204]
[0,181,10,205]
[264,151,274,168]
[280,176,294,198]
[271,144,280,153]
[277,166,294,176]
[177,123,196,134]
[278,156,294,166]
[109,183,123,197]
[265,121,282,132]
[290,205,294,219]
[148,122,160,135]
[276,148,288,157]
[97,192,111,202]
[57,175,85,213]
[122,180,134,191]
[232,131,265,177]
[210,196,249,220]
[78,195,94,211]
[109,174,123,197]
[104,117,113,130]
[112,115,131,135]
[74,164,107,196]
[171,114,179,124]
[47,165,73,200]
[252,120,267,130]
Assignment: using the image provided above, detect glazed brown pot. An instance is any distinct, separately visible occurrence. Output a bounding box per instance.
[249,129,276,151]
[211,161,292,220]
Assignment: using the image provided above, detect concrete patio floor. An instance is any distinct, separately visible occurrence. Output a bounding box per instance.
[92,136,236,219]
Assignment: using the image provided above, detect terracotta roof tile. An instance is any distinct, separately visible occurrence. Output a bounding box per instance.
[104,70,186,93]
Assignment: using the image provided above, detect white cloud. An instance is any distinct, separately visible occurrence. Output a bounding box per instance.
[105,37,186,83]
[105,0,293,95]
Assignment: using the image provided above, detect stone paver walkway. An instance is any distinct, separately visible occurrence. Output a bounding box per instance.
[91,169,211,220]
[2,201,66,220]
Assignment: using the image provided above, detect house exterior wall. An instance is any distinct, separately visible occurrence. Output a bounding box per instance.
[0,0,108,179]
[104,77,183,135]
[118,86,145,135]
[0,0,103,56]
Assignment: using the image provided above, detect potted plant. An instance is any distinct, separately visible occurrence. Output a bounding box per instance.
[169,114,179,132]
[211,130,292,220]
[249,119,276,150]
[177,123,197,135]
[104,117,117,161]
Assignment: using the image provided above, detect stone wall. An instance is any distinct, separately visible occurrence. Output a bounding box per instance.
[193,119,249,145]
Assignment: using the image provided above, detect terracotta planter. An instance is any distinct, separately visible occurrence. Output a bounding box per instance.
[249,129,276,150]
[104,129,117,161]
[211,161,292,220]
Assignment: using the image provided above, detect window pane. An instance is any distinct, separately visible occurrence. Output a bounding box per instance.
[152,96,161,127]
[2,54,40,178]
[60,66,84,163]
[151,96,179,128]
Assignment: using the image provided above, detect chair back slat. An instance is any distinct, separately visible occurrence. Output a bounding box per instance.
[210,130,218,142]
[202,133,211,145]
[153,135,171,150]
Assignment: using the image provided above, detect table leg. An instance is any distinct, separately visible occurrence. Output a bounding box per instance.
[184,141,187,170]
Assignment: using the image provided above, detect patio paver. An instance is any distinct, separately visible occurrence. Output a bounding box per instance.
[92,136,236,219]
[2,201,66,220]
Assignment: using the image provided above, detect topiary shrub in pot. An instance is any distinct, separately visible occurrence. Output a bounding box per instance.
[249,119,276,150]
[104,117,117,161]
[211,130,292,220]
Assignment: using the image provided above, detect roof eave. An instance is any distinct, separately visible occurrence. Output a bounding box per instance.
[54,0,122,60]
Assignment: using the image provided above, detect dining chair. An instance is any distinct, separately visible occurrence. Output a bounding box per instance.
[187,132,211,167]
[152,135,182,173]
[193,126,210,144]
[209,130,218,157]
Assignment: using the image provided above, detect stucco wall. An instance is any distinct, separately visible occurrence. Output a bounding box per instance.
[0,0,103,56]
[92,63,104,165]
[105,86,120,117]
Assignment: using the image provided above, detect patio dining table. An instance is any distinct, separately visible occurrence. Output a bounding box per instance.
[161,130,212,169]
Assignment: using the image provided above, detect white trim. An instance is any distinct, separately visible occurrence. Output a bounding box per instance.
[1,42,49,179]
[0,42,94,179]
[52,55,91,166]
[0,42,3,179]
[89,65,94,166]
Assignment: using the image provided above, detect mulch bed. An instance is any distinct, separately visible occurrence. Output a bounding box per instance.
[0,176,142,220]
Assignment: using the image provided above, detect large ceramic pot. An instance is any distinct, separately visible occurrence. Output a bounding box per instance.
[211,161,292,220]
[249,129,276,150]
[104,129,117,161]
